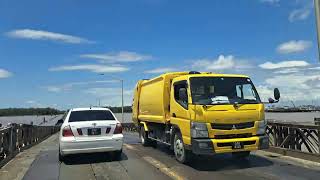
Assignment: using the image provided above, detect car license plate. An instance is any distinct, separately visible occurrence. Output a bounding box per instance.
[232,142,243,149]
[88,128,101,135]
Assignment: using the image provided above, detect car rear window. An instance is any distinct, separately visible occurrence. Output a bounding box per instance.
[68,110,115,122]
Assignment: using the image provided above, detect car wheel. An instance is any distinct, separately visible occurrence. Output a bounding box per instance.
[114,149,122,160]
[173,132,192,164]
[59,152,64,162]
[232,151,250,159]
[140,126,152,146]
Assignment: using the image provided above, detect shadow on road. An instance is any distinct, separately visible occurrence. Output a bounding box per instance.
[188,154,274,171]
[154,143,273,171]
[62,152,128,165]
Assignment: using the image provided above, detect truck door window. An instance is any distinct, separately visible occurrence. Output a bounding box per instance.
[174,81,188,109]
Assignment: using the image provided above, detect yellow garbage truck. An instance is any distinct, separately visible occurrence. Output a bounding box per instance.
[132,71,280,163]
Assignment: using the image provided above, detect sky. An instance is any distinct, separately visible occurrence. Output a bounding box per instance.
[0,0,318,109]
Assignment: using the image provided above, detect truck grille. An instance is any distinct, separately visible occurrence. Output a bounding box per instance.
[214,133,252,139]
[211,122,254,130]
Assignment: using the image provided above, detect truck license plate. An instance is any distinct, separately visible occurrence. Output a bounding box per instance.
[232,142,243,149]
[88,128,101,135]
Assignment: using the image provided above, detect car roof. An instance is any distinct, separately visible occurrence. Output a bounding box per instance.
[70,107,111,112]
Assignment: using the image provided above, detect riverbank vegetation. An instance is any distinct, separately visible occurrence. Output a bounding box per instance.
[0,108,65,116]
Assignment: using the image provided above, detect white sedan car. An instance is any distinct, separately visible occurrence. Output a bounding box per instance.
[59,107,123,161]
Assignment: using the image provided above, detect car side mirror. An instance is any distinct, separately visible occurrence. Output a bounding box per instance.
[179,88,188,102]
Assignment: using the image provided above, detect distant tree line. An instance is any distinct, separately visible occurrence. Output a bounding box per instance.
[104,106,132,113]
[0,108,65,116]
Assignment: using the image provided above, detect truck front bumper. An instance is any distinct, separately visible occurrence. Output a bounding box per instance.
[191,135,269,155]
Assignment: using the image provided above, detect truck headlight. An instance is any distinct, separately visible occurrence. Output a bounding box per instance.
[191,122,208,138]
[257,119,267,135]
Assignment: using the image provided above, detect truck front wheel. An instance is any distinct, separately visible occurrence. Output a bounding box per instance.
[173,132,192,164]
[140,126,152,146]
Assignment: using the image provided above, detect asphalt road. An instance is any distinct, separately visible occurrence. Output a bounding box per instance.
[5,132,320,180]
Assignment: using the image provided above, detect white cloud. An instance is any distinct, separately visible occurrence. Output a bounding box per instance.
[259,60,309,69]
[260,0,280,4]
[85,87,132,97]
[84,87,133,106]
[145,67,177,74]
[191,55,252,71]
[26,100,36,104]
[49,64,128,73]
[6,29,93,44]
[0,69,12,78]
[273,68,300,74]
[261,73,320,102]
[289,7,311,22]
[44,80,118,93]
[80,51,152,63]
[277,40,312,54]
[289,1,313,22]
[46,86,69,93]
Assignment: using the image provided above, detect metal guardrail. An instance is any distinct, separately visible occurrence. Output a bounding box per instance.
[122,122,320,156]
[0,123,60,168]
[266,122,320,154]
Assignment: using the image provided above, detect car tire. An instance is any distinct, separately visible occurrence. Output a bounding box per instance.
[114,149,122,160]
[59,152,64,162]
[140,126,152,146]
[232,151,250,159]
[173,132,192,164]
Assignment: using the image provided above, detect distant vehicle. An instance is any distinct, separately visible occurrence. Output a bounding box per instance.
[59,107,123,161]
[132,71,280,163]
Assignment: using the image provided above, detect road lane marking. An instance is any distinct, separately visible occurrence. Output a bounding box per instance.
[143,156,184,180]
[124,143,185,180]
[123,144,137,151]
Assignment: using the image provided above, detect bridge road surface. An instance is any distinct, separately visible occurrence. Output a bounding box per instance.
[1,133,320,180]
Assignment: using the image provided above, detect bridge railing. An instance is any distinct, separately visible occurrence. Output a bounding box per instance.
[122,122,320,155]
[266,122,320,154]
[0,123,60,168]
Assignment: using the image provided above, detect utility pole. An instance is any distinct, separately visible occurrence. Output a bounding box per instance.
[315,0,320,61]
[99,74,124,122]
[121,79,124,123]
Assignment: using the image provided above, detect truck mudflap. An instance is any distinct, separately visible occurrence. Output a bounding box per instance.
[191,135,269,155]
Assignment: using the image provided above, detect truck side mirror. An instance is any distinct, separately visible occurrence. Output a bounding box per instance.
[179,88,188,102]
[268,88,280,103]
[274,88,280,100]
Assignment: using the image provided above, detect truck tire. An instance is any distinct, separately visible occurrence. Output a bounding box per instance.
[140,126,152,146]
[173,132,192,164]
[232,151,250,159]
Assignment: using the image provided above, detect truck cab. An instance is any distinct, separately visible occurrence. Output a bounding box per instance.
[132,71,280,163]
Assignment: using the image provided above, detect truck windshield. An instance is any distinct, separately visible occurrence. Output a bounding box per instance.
[190,77,261,105]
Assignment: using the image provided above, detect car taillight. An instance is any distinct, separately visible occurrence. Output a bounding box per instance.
[114,123,122,134]
[62,125,74,137]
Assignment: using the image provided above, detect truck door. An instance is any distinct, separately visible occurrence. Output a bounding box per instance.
[170,80,191,145]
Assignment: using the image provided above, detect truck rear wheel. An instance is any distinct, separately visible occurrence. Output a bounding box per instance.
[173,132,192,164]
[232,151,250,159]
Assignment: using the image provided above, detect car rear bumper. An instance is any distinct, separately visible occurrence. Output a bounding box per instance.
[191,135,269,155]
[60,135,123,155]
